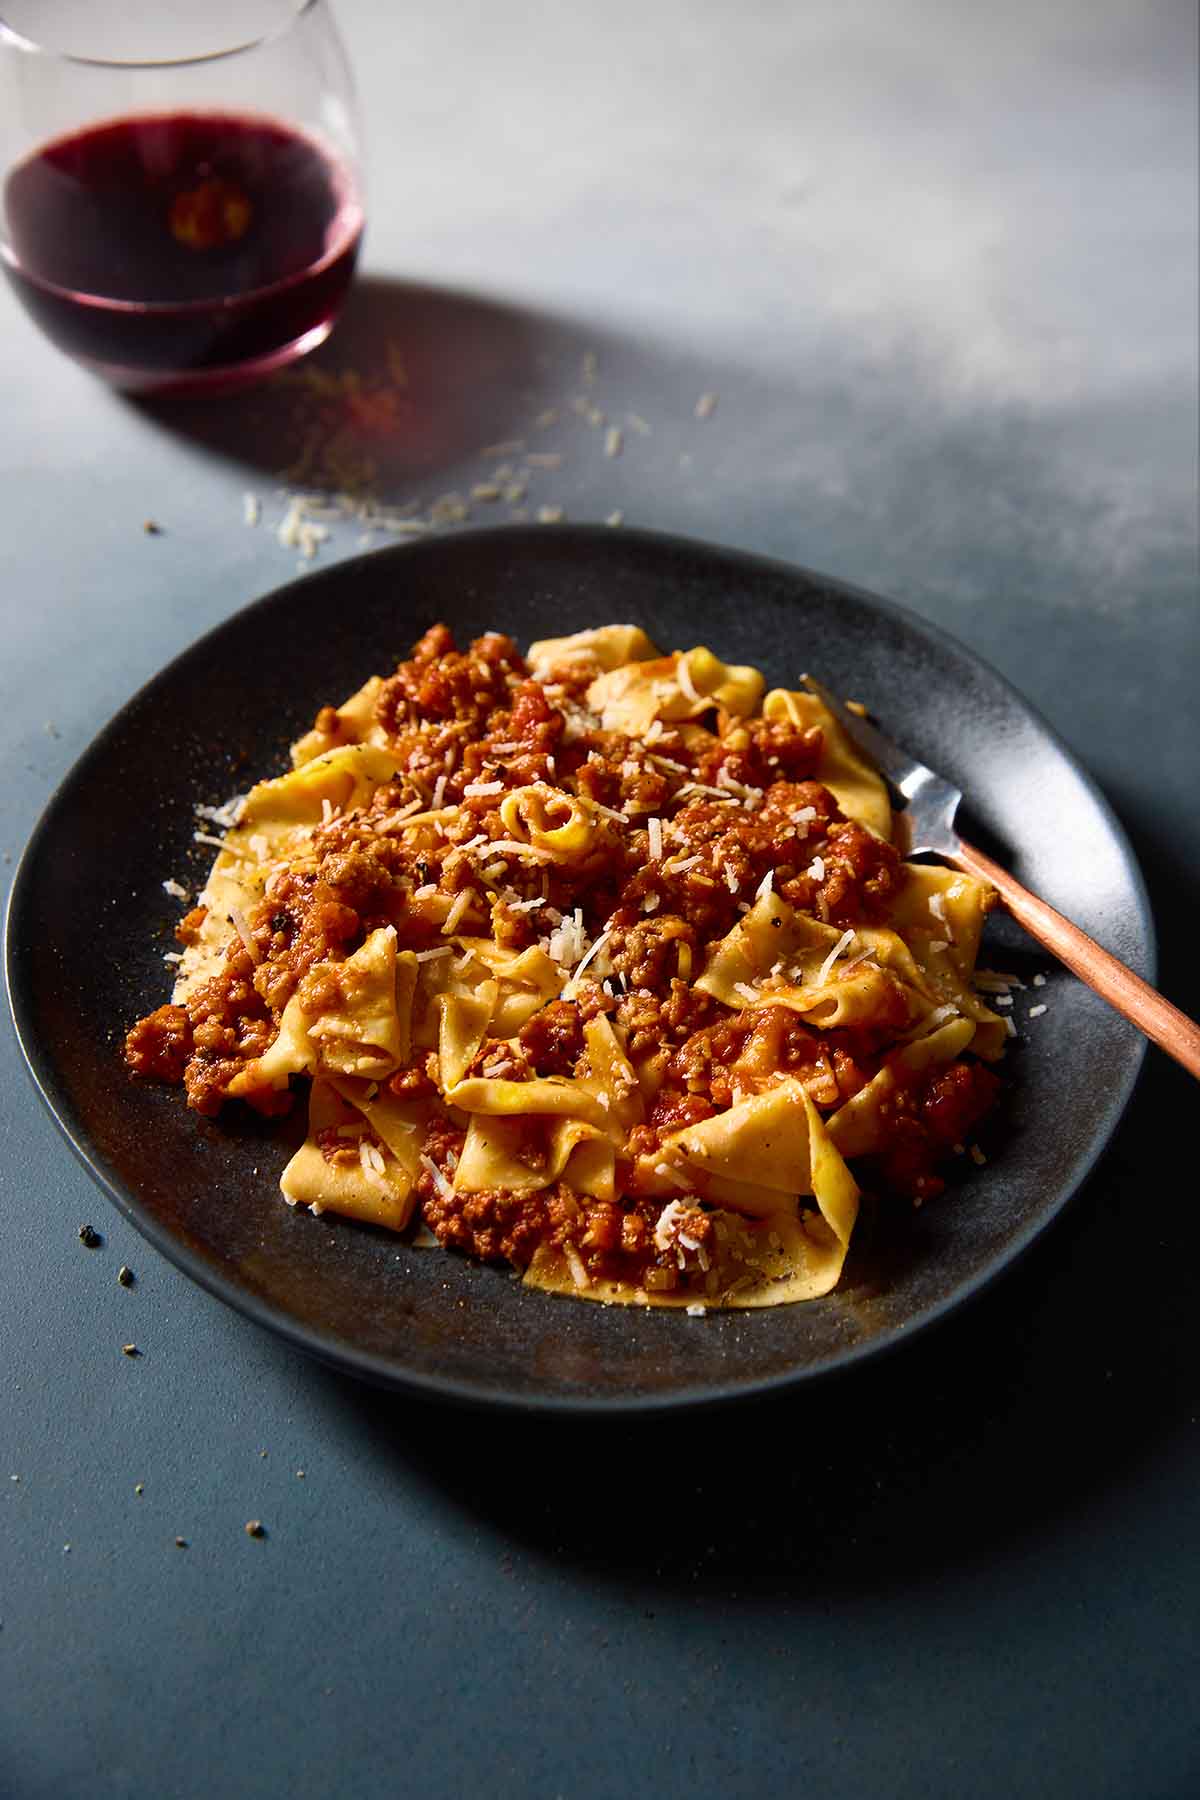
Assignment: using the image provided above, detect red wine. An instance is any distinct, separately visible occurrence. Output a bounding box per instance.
[2,111,363,390]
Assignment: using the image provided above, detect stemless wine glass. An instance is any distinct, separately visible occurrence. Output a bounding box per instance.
[0,0,364,393]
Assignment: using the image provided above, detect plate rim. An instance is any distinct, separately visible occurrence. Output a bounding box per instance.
[3,523,1155,1413]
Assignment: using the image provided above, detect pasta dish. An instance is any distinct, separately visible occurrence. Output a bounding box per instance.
[126,622,1005,1311]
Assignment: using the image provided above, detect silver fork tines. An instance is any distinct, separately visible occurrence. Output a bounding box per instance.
[800,673,962,857]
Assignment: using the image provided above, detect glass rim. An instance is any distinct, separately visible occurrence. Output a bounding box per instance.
[0,0,320,71]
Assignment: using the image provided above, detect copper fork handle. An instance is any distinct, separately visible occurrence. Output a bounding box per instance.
[954,838,1200,1082]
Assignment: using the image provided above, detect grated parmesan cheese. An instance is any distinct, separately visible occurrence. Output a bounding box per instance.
[420,1154,452,1198]
[676,780,736,802]
[816,928,856,987]
[654,1199,691,1252]
[359,1140,387,1178]
[481,838,555,862]
[563,1243,590,1289]
[546,908,588,966]
[585,797,628,825]
[228,906,260,964]
[196,795,244,828]
[442,889,476,934]
[973,970,1026,993]
[567,927,613,989]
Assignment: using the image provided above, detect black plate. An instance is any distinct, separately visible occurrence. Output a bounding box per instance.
[5,526,1152,1412]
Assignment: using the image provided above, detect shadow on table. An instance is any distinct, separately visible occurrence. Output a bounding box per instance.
[331,1098,1194,1604]
[309,786,1199,1607]
[119,273,614,495]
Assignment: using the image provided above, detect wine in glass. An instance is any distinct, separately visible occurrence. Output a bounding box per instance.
[0,0,365,392]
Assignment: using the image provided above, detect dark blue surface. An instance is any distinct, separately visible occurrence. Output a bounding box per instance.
[1,3,1197,1795]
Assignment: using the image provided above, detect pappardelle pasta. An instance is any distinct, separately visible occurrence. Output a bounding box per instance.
[126,622,1005,1311]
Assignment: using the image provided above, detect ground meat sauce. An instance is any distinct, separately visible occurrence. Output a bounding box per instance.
[517,999,585,1076]
[126,622,1002,1294]
[867,1059,1002,1201]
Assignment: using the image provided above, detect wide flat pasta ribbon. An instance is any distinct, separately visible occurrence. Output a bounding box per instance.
[279,1076,424,1231]
[228,928,415,1096]
[524,1089,859,1308]
[306,931,415,1077]
[290,675,390,767]
[527,624,659,681]
[697,890,935,1030]
[883,866,1007,1059]
[240,743,399,835]
[586,646,764,736]
[662,1079,820,1207]
[437,982,499,1089]
[825,1017,977,1158]
[449,938,563,1035]
[172,852,271,1000]
[444,1074,612,1131]
[577,1014,644,1134]
[659,1079,855,1218]
[175,741,404,1000]
[762,688,892,837]
[441,1012,641,1154]
[455,1114,616,1202]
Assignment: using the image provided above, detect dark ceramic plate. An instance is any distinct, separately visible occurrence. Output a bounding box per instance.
[5,526,1151,1412]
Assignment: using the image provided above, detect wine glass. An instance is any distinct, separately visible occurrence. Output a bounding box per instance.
[0,0,364,393]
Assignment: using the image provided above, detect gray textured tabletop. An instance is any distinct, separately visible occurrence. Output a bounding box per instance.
[2,4,1198,1797]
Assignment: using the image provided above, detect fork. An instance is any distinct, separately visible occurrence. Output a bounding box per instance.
[801,674,1200,1081]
